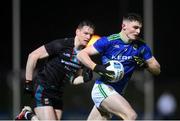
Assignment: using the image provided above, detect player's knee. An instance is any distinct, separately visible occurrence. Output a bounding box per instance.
[127,111,137,120]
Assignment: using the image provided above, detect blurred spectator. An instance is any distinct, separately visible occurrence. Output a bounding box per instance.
[156,91,177,119]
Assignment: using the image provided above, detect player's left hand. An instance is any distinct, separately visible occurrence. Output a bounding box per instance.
[133,56,148,68]
[82,67,93,82]
[24,80,34,96]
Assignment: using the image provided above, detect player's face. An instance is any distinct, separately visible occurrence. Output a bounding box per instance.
[123,21,142,40]
[76,26,94,46]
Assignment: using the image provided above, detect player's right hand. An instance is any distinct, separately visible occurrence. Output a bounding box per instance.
[133,56,148,68]
[82,67,93,82]
[24,80,34,96]
[93,63,115,80]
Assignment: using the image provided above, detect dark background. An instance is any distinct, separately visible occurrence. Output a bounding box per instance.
[1,0,179,119]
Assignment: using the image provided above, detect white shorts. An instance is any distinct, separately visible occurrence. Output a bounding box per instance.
[91,81,118,108]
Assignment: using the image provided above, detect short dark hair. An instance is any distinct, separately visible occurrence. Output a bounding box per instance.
[123,13,142,24]
[77,20,95,30]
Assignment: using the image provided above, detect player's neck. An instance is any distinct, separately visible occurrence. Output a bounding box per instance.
[119,32,132,43]
[74,36,83,50]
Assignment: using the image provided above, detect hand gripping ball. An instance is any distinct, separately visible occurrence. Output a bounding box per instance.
[106,60,124,83]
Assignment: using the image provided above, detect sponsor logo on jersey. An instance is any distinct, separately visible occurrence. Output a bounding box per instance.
[61,59,81,69]
[112,55,133,62]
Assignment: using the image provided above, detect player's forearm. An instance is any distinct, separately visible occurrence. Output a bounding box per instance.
[147,65,161,75]
[77,51,96,70]
[25,46,49,81]
[25,53,39,81]
[147,62,161,75]
[146,56,161,75]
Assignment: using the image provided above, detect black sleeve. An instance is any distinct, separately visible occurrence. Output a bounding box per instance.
[82,67,93,82]
[44,38,73,55]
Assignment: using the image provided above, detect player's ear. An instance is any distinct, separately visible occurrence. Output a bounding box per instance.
[122,23,126,30]
[75,29,78,34]
[76,28,80,35]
